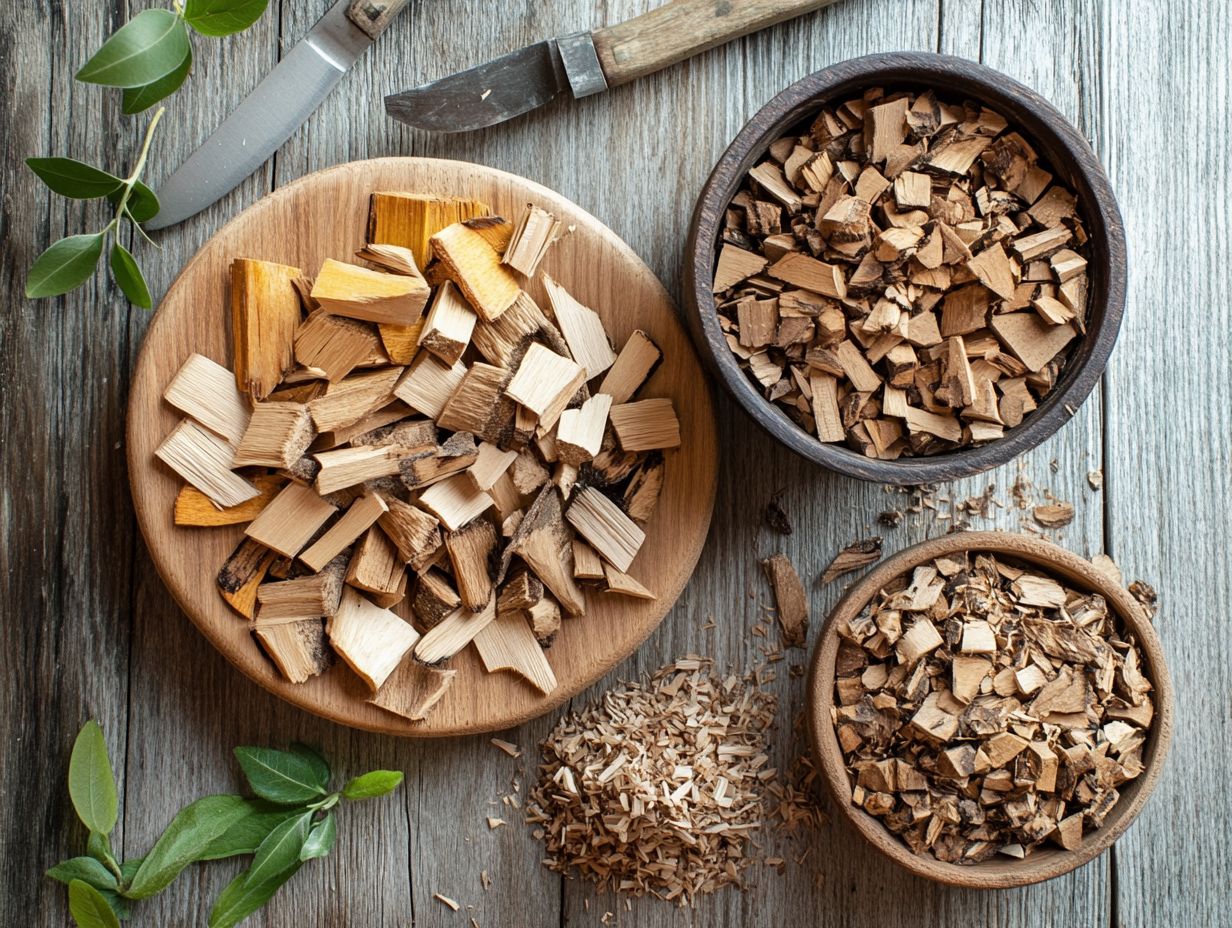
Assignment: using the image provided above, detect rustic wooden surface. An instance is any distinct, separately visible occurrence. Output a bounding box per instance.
[0,0,1224,925]
[126,157,718,736]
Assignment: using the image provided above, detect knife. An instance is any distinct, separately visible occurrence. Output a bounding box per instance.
[385,0,843,133]
[147,0,409,230]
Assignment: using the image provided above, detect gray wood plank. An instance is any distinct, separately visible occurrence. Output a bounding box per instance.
[1101,1,1232,925]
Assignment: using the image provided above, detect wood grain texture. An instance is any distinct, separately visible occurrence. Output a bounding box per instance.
[127,158,718,736]
[807,531,1172,888]
[1,0,1224,926]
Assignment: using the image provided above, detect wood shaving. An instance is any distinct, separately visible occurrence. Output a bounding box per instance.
[433,893,461,911]
[832,552,1154,863]
[490,738,521,758]
[821,537,883,583]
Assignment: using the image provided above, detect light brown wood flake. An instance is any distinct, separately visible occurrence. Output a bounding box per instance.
[430,222,521,322]
[231,258,303,400]
[368,659,456,722]
[307,367,403,432]
[556,394,612,465]
[415,595,498,663]
[245,482,337,557]
[394,352,468,419]
[418,280,478,366]
[155,419,259,510]
[597,330,661,404]
[543,274,617,377]
[175,473,284,527]
[233,402,315,469]
[163,352,251,444]
[255,619,330,684]
[505,343,585,430]
[293,309,384,383]
[822,537,883,584]
[608,398,680,451]
[310,258,430,326]
[300,492,388,573]
[565,486,645,573]
[502,203,561,276]
[417,473,493,531]
[473,608,558,695]
[326,587,420,690]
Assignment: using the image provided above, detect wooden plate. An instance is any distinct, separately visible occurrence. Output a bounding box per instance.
[128,157,718,737]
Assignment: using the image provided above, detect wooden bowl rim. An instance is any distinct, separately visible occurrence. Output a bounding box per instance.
[684,52,1128,485]
[127,156,719,737]
[805,530,1173,888]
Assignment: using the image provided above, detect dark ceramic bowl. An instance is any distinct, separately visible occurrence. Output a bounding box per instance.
[683,53,1127,484]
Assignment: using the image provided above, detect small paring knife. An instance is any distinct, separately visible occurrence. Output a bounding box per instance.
[147,0,410,231]
[385,0,843,133]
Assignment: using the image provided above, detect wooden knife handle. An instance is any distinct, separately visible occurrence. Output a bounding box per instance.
[346,0,411,40]
[593,0,841,87]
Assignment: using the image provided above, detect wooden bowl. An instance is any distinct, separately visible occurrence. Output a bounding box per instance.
[683,53,1128,484]
[805,531,1172,888]
[128,157,719,737]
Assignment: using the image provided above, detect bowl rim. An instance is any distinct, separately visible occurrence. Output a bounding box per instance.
[684,52,1128,485]
[805,530,1173,888]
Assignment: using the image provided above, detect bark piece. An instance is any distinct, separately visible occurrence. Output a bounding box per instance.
[762,553,808,647]
[218,538,279,619]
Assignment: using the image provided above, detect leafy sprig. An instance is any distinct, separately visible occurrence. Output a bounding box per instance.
[50,721,404,927]
[25,0,271,306]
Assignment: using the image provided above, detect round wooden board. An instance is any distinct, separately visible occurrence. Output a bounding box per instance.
[128,157,718,737]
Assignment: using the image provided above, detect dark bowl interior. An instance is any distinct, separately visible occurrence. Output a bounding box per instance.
[684,53,1127,484]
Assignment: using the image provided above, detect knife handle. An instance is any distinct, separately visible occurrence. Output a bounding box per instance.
[346,0,411,40]
[593,0,841,87]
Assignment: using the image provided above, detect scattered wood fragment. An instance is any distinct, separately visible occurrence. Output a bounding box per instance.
[346,526,407,607]
[1033,501,1075,528]
[233,402,315,469]
[762,553,808,647]
[231,258,302,400]
[821,537,883,584]
[244,482,337,557]
[163,352,251,444]
[155,419,259,509]
[473,609,558,695]
[368,659,457,721]
[503,204,561,277]
[327,587,420,691]
[602,563,655,600]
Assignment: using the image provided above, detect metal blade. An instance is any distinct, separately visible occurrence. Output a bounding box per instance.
[384,40,569,133]
[147,0,373,230]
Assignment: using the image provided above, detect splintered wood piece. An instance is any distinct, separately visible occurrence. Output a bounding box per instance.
[313,445,402,495]
[556,394,612,465]
[394,352,467,418]
[367,659,457,722]
[217,537,279,618]
[327,587,420,691]
[436,363,515,445]
[940,284,990,337]
[414,595,497,663]
[712,244,767,292]
[233,402,315,469]
[430,222,520,321]
[867,96,909,163]
[175,473,284,527]
[473,609,558,695]
[256,555,346,620]
[471,290,566,368]
[763,553,808,647]
[905,406,962,442]
[307,367,403,432]
[894,171,932,209]
[355,242,422,277]
[834,340,881,393]
[245,481,338,557]
[809,373,844,443]
[155,419,259,509]
[293,308,383,383]
[571,540,605,580]
[468,441,518,491]
[504,486,585,615]
[417,473,493,530]
[602,563,656,600]
[542,274,616,377]
[318,407,431,451]
[622,456,664,524]
[418,280,477,365]
[376,320,424,365]
[943,336,977,408]
[749,161,802,211]
[163,352,251,444]
[300,492,388,572]
[527,596,562,644]
[379,497,442,570]
[505,343,586,430]
[609,398,680,451]
[822,538,883,584]
[412,568,462,630]
[345,527,407,607]
[254,619,330,684]
[445,519,498,611]
[231,258,302,400]
[310,258,430,326]
[566,486,645,572]
[502,204,561,276]
[597,330,661,403]
[368,191,490,269]
[498,569,544,613]
[766,252,847,298]
[966,242,1017,301]
[990,313,1077,372]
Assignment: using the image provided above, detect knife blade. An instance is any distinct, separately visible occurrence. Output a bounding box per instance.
[147,0,409,230]
[384,0,842,133]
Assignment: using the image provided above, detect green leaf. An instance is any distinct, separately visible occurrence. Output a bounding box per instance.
[77,10,191,88]
[109,181,160,224]
[118,856,143,886]
[68,721,119,835]
[246,811,312,886]
[207,860,301,928]
[299,812,336,861]
[95,889,132,921]
[290,743,331,787]
[26,158,123,199]
[68,880,121,928]
[26,233,105,299]
[234,747,328,805]
[47,857,118,891]
[199,802,301,861]
[185,0,271,37]
[341,770,404,801]
[121,48,192,114]
[108,243,152,308]
[124,795,251,899]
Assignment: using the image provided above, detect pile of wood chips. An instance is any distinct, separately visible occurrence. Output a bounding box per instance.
[713,87,1091,458]
[526,659,793,904]
[155,192,679,723]
[832,552,1153,863]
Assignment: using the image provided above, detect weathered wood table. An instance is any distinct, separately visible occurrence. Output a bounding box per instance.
[2,1,1225,925]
